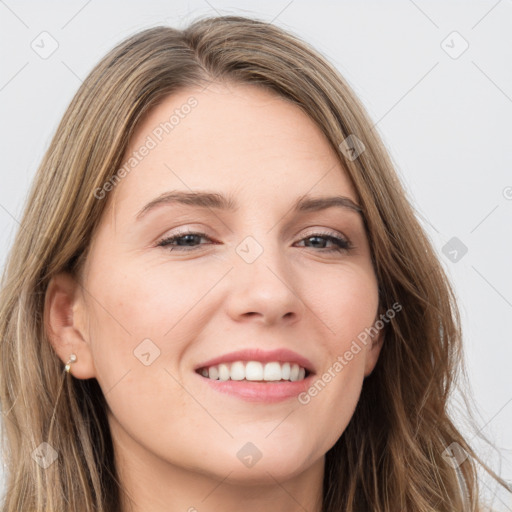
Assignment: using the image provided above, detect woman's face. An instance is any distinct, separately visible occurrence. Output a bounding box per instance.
[71,82,383,485]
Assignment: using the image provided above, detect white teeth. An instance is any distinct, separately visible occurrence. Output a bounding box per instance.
[230,361,245,381]
[245,361,263,381]
[199,361,308,382]
[289,363,300,381]
[218,363,230,381]
[209,366,219,380]
[281,362,291,380]
[263,362,282,381]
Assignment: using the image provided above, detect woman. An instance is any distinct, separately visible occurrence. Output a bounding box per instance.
[0,14,508,512]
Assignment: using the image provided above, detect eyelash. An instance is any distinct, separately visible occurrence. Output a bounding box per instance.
[156,229,353,254]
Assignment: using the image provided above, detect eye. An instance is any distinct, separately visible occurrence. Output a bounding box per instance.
[295,231,353,253]
[156,230,213,251]
[156,229,352,254]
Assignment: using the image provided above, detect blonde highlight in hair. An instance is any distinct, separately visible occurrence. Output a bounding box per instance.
[0,15,508,511]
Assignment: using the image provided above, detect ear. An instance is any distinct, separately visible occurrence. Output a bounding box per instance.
[44,272,96,379]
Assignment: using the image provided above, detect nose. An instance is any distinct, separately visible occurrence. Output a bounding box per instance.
[224,237,305,326]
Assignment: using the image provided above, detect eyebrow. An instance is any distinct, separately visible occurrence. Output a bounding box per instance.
[135,190,363,220]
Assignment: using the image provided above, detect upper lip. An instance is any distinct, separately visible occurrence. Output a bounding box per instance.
[194,348,316,374]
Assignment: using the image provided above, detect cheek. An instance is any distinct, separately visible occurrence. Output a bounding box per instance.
[295,264,378,447]
[307,261,379,341]
[82,260,202,450]
[85,254,210,340]
[82,252,224,397]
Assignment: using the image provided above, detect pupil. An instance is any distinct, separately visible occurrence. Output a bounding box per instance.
[179,235,197,246]
[309,236,324,248]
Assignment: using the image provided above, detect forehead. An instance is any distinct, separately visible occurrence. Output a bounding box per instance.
[108,81,357,219]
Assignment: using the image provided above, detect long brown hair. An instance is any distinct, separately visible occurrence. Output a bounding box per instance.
[0,15,508,511]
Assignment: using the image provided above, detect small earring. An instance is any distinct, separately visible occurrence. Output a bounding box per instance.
[64,354,77,374]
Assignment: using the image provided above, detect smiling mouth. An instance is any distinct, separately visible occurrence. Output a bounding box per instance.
[196,361,310,382]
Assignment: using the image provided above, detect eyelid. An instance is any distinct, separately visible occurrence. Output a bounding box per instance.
[153,224,213,242]
[155,225,349,243]
[297,225,352,241]
[299,226,347,239]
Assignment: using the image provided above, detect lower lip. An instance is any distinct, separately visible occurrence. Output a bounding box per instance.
[197,373,313,403]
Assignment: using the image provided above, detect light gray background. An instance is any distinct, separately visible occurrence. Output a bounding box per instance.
[0,0,511,509]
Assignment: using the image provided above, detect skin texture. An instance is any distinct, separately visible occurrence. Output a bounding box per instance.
[46,82,384,512]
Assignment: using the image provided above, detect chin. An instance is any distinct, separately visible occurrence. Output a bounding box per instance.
[196,442,318,484]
